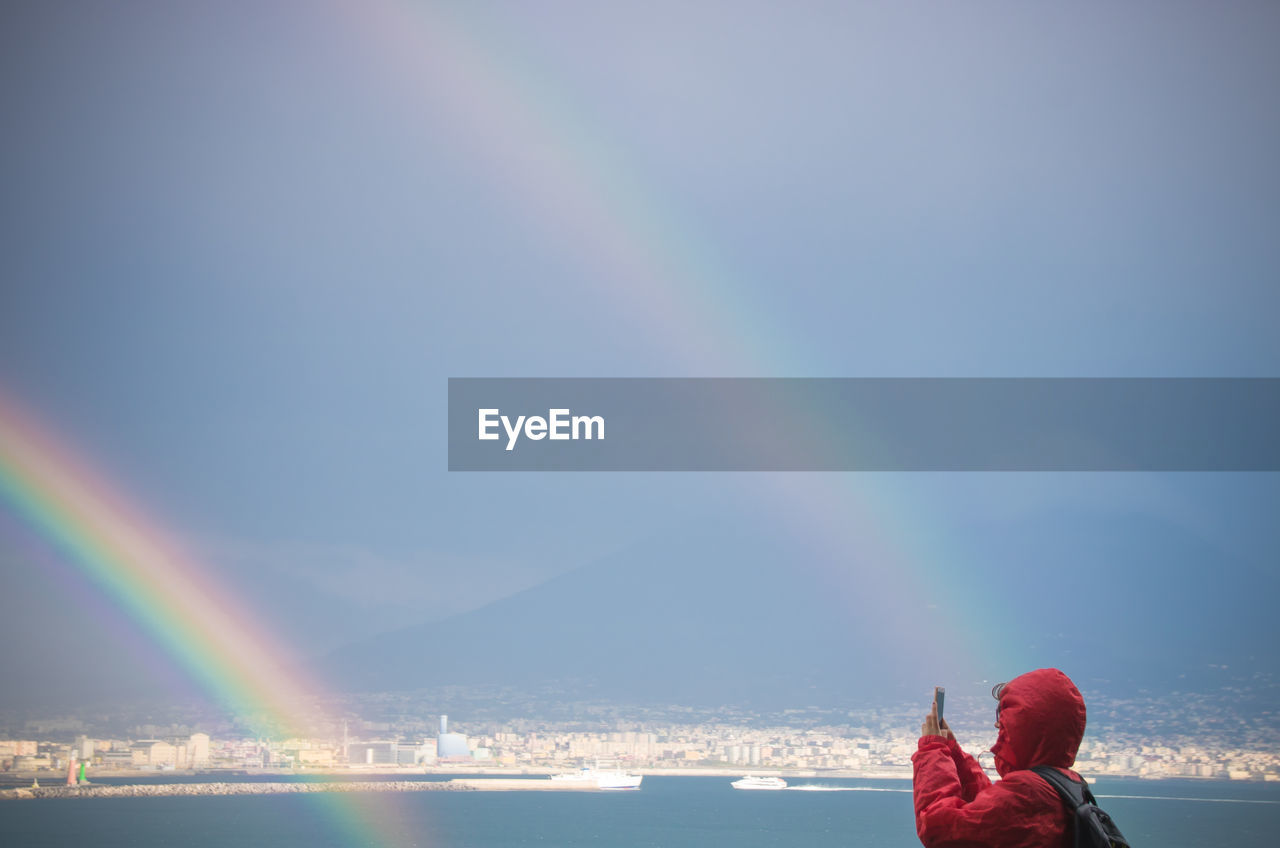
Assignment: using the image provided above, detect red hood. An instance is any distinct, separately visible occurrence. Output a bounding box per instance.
[990,668,1086,777]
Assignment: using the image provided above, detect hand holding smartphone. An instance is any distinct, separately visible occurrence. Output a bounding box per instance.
[921,686,949,739]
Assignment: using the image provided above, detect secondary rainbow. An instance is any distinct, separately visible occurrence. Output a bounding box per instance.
[356,0,1007,674]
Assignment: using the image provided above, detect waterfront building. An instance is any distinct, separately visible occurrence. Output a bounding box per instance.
[437,715,472,760]
[189,733,210,768]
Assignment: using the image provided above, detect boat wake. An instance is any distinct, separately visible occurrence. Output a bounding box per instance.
[787,785,911,793]
[1096,794,1279,805]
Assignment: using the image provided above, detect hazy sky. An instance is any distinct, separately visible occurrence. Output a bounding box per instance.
[1,2,1277,708]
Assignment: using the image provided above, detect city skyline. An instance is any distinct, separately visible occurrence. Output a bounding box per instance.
[4,684,1277,783]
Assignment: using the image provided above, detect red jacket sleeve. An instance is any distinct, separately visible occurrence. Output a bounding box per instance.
[913,736,990,808]
[950,738,992,802]
[912,738,1066,848]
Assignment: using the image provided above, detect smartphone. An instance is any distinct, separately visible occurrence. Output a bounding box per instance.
[934,686,945,720]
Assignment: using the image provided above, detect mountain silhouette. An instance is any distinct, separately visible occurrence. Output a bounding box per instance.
[323,519,900,708]
[323,510,1278,708]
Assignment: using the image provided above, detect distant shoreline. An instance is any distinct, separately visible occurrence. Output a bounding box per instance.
[1,765,914,781]
[2,764,1265,785]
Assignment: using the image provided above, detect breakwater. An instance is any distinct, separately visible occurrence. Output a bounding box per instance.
[0,778,612,801]
[1,780,472,801]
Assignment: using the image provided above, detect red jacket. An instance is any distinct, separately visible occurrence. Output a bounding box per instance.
[912,668,1088,848]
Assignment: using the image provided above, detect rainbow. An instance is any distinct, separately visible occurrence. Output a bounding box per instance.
[352,0,1011,678]
[0,394,323,737]
[0,391,424,846]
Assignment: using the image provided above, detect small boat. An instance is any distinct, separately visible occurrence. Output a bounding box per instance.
[732,775,787,790]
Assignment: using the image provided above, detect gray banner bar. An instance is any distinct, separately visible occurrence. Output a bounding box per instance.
[447,378,1280,471]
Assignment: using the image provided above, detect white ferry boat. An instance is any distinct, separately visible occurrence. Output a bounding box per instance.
[549,767,643,790]
[731,775,787,790]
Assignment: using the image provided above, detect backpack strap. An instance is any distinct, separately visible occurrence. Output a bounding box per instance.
[1031,765,1094,807]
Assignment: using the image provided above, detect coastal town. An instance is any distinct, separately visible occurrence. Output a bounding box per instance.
[4,687,1277,784]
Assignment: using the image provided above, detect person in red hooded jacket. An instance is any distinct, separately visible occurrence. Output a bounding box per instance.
[912,668,1088,847]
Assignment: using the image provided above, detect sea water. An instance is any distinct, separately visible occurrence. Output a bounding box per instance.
[1,775,1277,847]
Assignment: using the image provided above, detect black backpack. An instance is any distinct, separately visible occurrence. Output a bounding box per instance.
[1031,766,1132,848]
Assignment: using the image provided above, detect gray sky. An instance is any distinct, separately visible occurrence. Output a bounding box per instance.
[1,1,1277,708]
